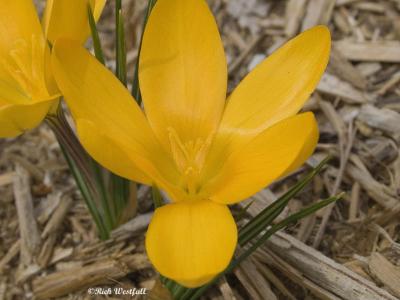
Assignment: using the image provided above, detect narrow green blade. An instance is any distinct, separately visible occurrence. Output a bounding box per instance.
[183,193,344,300]
[87,4,105,65]
[131,0,158,104]
[116,8,127,85]
[238,156,330,245]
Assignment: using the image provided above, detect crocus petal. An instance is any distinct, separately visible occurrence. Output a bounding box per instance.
[146,200,237,288]
[0,0,53,100]
[0,0,43,55]
[0,99,55,137]
[0,80,31,105]
[42,0,105,45]
[76,119,151,184]
[92,0,107,21]
[203,113,318,204]
[218,26,330,147]
[139,0,227,150]
[51,39,182,197]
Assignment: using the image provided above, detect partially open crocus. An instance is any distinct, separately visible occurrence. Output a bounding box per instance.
[51,0,330,288]
[0,0,105,137]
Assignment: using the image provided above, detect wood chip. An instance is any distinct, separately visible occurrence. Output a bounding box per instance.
[9,155,44,182]
[285,0,308,36]
[228,35,264,74]
[13,164,41,266]
[369,252,400,298]
[0,241,20,273]
[336,0,363,6]
[302,0,336,31]
[35,192,62,225]
[265,232,398,300]
[334,40,400,62]
[33,254,150,299]
[329,46,367,89]
[254,260,297,300]
[0,172,15,187]
[317,73,371,103]
[357,104,400,140]
[349,182,361,221]
[111,212,152,236]
[41,196,72,239]
[347,162,397,209]
[234,257,277,300]
[218,277,237,300]
[356,62,382,77]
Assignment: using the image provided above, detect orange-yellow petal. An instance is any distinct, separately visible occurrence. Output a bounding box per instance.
[0,99,55,137]
[146,200,237,287]
[0,80,31,106]
[219,26,330,147]
[51,39,182,197]
[139,0,227,151]
[0,0,53,101]
[0,0,43,56]
[42,0,106,45]
[76,119,151,184]
[203,113,319,204]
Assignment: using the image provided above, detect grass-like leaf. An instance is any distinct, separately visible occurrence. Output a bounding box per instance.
[46,111,110,239]
[116,9,127,84]
[238,156,330,246]
[87,4,105,65]
[87,2,134,234]
[131,0,158,104]
[152,186,164,208]
[181,193,344,300]
[161,156,334,299]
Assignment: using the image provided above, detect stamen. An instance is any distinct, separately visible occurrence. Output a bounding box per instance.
[168,127,190,172]
[1,35,47,99]
[168,127,212,195]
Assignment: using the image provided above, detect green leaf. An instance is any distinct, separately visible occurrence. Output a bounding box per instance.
[131,0,158,104]
[183,193,344,300]
[116,8,127,85]
[87,4,105,65]
[152,186,164,208]
[57,6,132,231]
[165,156,332,299]
[238,156,330,246]
[235,198,256,223]
[46,113,109,240]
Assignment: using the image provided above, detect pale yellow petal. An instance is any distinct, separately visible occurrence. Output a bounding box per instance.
[0,80,31,105]
[203,113,319,204]
[51,39,182,197]
[0,0,43,55]
[0,99,55,137]
[139,0,227,151]
[146,200,237,287]
[219,26,330,146]
[42,0,104,45]
[0,0,52,100]
[76,119,151,184]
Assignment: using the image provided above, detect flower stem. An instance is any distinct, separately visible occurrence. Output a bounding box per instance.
[46,106,126,239]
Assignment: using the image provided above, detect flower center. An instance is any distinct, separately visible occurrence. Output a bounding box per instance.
[168,127,212,195]
[1,35,48,100]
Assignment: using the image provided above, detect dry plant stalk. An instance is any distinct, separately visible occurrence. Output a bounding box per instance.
[32,254,150,299]
[263,232,398,300]
[13,164,41,266]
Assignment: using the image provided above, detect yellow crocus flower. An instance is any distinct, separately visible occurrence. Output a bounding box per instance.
[50,0,330,288]
[0,0,105,137]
